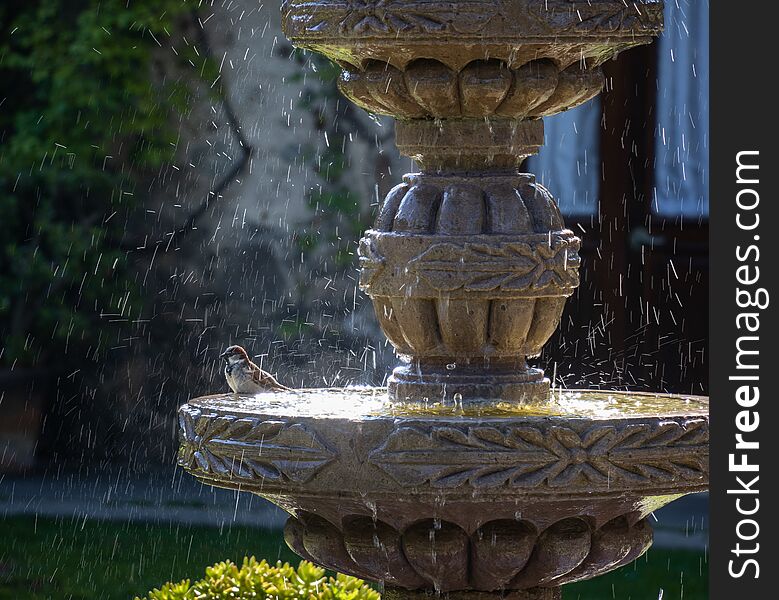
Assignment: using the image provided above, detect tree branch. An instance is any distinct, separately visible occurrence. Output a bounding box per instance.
[128,11,253,253]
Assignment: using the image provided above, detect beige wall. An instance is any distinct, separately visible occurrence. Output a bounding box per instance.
[109,0,406,462]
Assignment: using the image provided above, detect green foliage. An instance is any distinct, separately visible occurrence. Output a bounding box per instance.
[0,0,195,368]
[0,515,707,600]
[136,558,381,600]
[287,49,371,267]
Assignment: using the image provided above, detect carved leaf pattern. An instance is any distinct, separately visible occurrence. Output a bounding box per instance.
[369,419,708,490]
[300,0,498,35]
[407,238,581,293]
[559,1,664,34]
[288,0,662,37]
[178,407,334,483]
[357,236,384,287]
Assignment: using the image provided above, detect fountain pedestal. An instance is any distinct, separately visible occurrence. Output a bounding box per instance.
[281,0,663,403]
[178,1,709,598]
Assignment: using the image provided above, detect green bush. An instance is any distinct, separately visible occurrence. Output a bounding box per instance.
[136,558,381,600]
[0,0,195,370]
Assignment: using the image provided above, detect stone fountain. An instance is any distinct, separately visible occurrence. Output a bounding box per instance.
[178,1,709,599]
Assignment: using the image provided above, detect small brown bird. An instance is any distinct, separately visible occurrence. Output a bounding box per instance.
[220,345,290,393]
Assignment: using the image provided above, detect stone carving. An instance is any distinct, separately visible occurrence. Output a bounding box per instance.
[177,386,708,598]
[370,419,708,490]
[356,174,576,399]
[408,238,581,293]
[357,236,384,286]
[338,60,603,120]
[359,232,580,298]
[284,511,653,591]
[313,0,497,36]
[283,0,663,42]
[541,0,664,35]
[369,175,566,236]
[177,406,335,483]
[282,0,663,406]
[178,393,709,497]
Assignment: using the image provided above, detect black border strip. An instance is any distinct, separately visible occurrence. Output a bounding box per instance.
[710,0,778,597]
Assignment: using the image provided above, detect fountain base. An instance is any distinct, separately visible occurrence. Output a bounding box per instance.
[281,499,655,592]
[383,587,560,600]
[388,360,549,404]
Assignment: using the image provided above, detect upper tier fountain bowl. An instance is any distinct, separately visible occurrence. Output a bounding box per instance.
[178,2,708,599]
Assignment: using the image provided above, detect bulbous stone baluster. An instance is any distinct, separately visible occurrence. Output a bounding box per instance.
[360,171,580,402]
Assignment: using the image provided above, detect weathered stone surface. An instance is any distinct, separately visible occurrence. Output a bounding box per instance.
[178,392,708,497]
[394,119,545,170]
[387,361,551,407]
[338,61,602,121]
[282,0,664,71]
[178,387,706,592]
[361,232,579,300]
[177,407,336,483]
[357,173,579,402]
[277,0,655,405]
[369,419,708,491]
[284,510,653,590]
[277,0,666,404]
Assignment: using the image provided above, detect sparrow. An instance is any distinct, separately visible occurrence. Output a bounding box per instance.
[220,345,290,394]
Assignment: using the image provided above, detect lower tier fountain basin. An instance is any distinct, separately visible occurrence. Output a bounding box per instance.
[177,388,708,594]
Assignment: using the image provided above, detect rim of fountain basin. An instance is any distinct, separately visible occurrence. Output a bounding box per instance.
[177,388,708,501]
[180,387,708,420]
[280,0,665,71]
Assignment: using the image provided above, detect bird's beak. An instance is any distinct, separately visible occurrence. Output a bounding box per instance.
[219,350,230,361]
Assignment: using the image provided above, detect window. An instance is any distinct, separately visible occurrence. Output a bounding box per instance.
[527,100,600,217]
[654,0,709,219]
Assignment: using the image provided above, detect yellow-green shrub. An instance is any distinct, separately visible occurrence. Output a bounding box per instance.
[136,558,380,600]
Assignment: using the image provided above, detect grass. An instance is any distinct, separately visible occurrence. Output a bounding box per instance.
[564,548,707,599]
[0,516,297,600]
[0,516,707,600]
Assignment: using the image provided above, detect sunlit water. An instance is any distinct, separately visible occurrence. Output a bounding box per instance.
[190,387,708,420]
